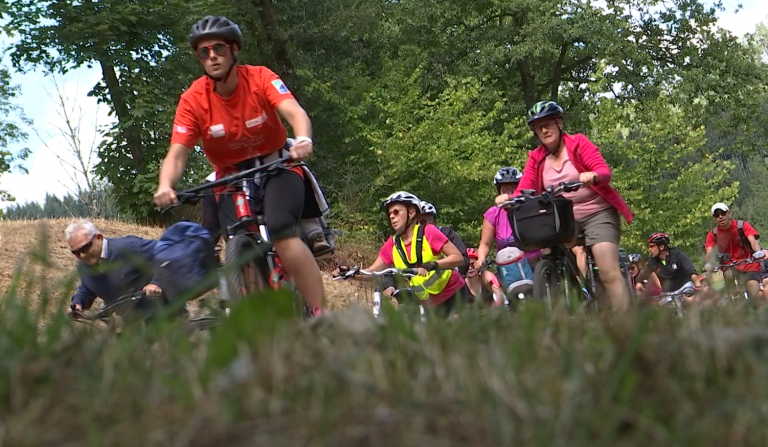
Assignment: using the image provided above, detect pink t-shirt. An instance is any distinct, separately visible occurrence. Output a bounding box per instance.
[542,152,611,220]
[483,206,542,261]
[379,224,465,306]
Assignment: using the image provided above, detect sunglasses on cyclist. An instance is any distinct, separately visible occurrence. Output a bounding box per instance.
[195,43,230,60]
[71,237,95,257]
[713,210,727,218]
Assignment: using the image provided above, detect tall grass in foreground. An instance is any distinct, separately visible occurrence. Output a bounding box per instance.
[4,231,768,445]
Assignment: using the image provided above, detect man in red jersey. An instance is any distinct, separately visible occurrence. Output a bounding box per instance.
[153,16,327,315]
[704,202,766,298]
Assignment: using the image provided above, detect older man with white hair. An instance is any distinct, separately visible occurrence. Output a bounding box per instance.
[66,220,167,314]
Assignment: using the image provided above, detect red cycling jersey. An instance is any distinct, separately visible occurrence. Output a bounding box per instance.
[171,65,296,177]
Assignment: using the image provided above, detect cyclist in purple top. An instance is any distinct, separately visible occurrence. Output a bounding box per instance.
[475,167,536,290]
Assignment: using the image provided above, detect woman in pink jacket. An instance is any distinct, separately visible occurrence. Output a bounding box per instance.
[496,101,633,311]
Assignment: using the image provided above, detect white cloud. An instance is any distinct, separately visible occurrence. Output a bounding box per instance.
[717,0,768,37]
[0,71,114,208]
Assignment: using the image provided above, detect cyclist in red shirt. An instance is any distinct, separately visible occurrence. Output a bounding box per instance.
[704,202,766,298]
[153,16,327,315]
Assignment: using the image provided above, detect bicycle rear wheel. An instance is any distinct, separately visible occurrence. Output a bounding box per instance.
[223,235,271,301]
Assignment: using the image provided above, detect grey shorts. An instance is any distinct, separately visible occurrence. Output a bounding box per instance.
[576,208,621,247]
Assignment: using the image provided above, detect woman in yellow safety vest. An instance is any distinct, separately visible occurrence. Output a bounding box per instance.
[334,191,468,314]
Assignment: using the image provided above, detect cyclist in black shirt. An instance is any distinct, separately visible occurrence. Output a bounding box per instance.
[636,232,703,296]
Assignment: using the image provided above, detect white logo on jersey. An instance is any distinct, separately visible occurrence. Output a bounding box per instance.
[271,79,290,95]
[246,111,267,128]
[174,125,188,134]
[209,124,225,138]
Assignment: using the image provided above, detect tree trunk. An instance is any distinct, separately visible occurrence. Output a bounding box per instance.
[517,58,536,108]
[253,0,301,99]
[97,57,144,167]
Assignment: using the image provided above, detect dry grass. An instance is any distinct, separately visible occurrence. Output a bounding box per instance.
[0,218,367,313]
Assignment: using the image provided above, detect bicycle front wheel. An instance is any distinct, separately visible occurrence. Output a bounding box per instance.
[533,258,562,309]
[223,235,271,301]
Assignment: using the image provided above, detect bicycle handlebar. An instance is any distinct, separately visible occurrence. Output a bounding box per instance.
[69,291,148,322]
[157,156,300,212]
[714,252,766,270]
[496,181,583,208]
[333,267,420,281]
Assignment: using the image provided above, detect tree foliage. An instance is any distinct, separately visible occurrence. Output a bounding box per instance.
[2,1,767,254]
[0,67,30,202]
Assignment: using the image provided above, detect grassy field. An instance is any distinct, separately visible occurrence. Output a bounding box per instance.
[3,220,768,446]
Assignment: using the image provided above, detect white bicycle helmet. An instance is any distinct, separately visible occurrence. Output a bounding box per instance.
[381,191,422,212]
[494,167,523,186]
[420,201,437,216]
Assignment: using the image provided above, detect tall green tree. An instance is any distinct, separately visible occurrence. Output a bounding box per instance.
[590,93,739,256]
[3,0,214,220]
[0,67,30,202]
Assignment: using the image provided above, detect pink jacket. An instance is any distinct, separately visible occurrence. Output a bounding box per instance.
[512,133,633,223]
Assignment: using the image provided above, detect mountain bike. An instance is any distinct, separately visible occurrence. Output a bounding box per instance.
[652,281,695,317]
[499,181,600,312]
[706,252,767,301]
[69,291,214,332]
[333,267,427,322]
[169,156,330,322]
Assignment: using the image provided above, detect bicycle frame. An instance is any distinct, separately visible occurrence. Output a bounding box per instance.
[175,157,301,291]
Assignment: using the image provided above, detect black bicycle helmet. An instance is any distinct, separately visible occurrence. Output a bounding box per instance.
[189,16,243,50]
[527,100,564,125]
[647,232,671,247]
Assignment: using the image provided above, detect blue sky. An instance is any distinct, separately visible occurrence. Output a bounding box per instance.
[0,1,767,208]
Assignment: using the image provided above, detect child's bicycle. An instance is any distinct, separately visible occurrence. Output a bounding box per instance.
[473,258,534,309]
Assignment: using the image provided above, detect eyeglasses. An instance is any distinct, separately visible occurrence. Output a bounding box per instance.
[388,209,402,217]
[531,119,559,133]
[196,43,230,60]
[713,210,727,218]
[71,237,95,257]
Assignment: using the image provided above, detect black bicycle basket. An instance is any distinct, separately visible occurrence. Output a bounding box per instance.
[507,196,576,251]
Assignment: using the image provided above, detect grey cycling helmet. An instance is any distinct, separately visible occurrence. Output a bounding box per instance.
[494,167,523,186]
[382,191,421,212]
[420,201,437,216]
[189,16,243,50]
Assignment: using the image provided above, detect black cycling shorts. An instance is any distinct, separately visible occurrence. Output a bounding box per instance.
[742,270,768,283]
[215,169,305,242]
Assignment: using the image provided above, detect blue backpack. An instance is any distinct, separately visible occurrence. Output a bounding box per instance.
[152,221,218,301]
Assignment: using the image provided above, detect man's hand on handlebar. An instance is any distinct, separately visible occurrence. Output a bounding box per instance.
[143,284,163,296]
[154,186,178,207]
[67,302,83,316]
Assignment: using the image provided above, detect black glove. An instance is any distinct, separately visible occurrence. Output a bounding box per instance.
[421,261,438,271]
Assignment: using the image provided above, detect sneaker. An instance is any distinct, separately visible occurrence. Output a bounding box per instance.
[308,233,333,257]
